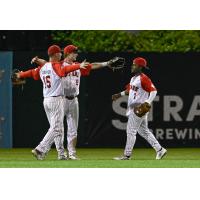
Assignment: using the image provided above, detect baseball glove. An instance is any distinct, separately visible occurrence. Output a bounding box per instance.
[11,69,26,86]
[134,102,151,117]
[108,57,125,71]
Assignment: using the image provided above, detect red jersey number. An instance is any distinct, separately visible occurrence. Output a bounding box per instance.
[43,75,51,88]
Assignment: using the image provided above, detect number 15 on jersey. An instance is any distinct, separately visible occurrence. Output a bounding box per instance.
[43,75,51,88]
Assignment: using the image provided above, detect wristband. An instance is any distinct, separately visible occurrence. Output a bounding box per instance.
[101,62,109,67]
[120,91,126,96]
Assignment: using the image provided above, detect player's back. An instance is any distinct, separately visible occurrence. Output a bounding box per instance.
[40,62,64,98]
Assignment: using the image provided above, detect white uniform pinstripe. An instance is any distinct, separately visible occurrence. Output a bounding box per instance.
[125,112,162,156]
[36,96,65,156]
[62,62,82,156]
[35,62,65,157]
[45,97,79,157]
[44,62,84,156]
[124,73,162,157]
[64,97,79,156]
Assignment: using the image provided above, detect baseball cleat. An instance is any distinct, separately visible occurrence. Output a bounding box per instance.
[156,148,167,160]
[113,155,131,160]
[58,155,69,160]
[31,149,45,160]
[69,154,80,160]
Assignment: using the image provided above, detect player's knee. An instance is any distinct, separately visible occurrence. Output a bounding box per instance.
[126,130,137,136]
[68,131,77,137]
[138,131,147,139]
[51,126,63,135]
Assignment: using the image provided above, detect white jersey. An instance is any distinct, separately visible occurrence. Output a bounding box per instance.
[126,73,156,115]
[62,62,81,97]
[62,61,91,97]
[40,62,64,98]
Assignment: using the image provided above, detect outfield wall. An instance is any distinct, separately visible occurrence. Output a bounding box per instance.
[0,52,13,148]
[12,52,200,148]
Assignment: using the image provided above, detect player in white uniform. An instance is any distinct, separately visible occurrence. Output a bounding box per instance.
[32,44,112,159]
[112,57,167,160]
[17,45,89,160]
[61,45,113,159]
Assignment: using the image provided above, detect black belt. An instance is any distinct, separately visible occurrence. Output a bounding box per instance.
[65,95,77,100]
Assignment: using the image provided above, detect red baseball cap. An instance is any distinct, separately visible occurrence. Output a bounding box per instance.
[64,45,78,55]
[48,45,61,56]
[133,57,148,68]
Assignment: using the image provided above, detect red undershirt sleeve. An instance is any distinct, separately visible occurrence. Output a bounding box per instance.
[19,66,41,80]
[52,63,80,77]
[80,64,92,76]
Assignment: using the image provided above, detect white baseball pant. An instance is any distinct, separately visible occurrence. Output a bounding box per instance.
[36,96,65,157]
[64,97,79,156]
[124,111,162,157]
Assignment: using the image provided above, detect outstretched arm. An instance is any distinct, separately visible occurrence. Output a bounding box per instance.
[91,57,125,71]
[31,56,47,66]
[53,61,90,77]
[17,67,41,80]
[91,61,110,70]
[81,57,123,75]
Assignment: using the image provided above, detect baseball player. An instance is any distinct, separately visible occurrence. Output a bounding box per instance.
[32,44,113,160]
[112,57,167,160]
[16,45,89,160]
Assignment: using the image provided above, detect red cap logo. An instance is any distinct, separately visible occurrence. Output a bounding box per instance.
[48,45,61,56]
[64,45,78,55]
[133,57,147,68]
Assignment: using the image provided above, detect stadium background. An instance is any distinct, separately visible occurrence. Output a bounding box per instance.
[0,30,200,149]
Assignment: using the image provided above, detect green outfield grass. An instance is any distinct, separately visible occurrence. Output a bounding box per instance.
[0,148,200,168]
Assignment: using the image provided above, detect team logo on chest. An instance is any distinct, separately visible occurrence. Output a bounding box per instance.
[67,71,79,77]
